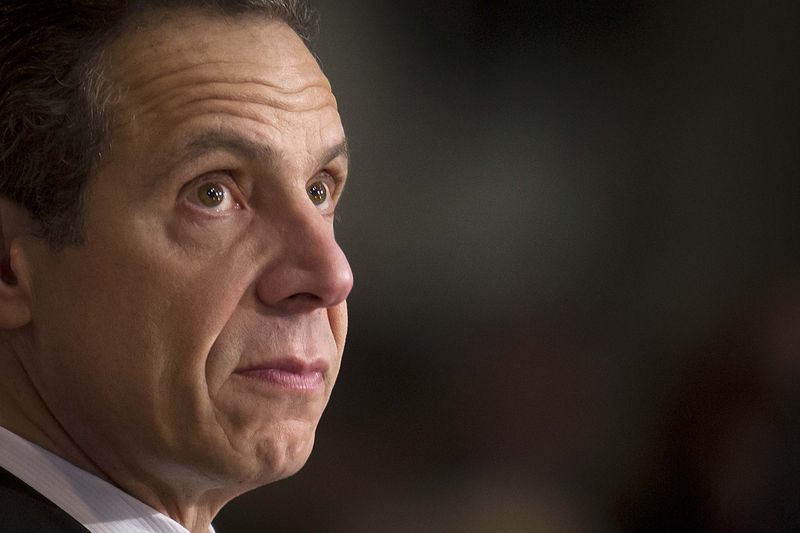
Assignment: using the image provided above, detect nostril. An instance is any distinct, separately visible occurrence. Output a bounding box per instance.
[253,227,352,310]
[287,292,322,304]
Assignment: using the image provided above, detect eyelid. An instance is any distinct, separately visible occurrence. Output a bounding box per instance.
[182,171,245,214]
[319,170,345,200]
[309,172,341,213]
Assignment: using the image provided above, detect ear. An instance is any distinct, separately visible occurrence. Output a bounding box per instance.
[0,197,34,329]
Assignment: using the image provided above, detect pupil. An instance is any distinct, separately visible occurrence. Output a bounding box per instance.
[309,183,326,204]
[201,184,224,206]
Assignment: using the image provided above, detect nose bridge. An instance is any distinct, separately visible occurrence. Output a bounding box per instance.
[255,202,353,311]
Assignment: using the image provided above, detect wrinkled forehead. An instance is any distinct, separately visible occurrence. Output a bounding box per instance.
[102,8,330,107]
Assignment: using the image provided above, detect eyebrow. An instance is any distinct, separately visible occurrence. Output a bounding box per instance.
[175,131,350,172]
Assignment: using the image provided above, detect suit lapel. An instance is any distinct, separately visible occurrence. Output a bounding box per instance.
[0,465,90,532]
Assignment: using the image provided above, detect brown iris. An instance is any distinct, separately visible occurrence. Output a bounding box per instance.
[198,183,225,207]
[307,182,327,205]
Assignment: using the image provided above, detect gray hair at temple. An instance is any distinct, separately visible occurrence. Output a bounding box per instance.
[0,0,318,245]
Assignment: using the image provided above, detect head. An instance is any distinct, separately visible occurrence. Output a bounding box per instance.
[0,0,352,524]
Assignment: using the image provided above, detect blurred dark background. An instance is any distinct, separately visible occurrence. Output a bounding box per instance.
[217,1,800,531]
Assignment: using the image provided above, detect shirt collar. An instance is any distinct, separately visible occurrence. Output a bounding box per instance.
[0,425,215,533]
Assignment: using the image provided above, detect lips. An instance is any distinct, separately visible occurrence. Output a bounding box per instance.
[234,358,327,391]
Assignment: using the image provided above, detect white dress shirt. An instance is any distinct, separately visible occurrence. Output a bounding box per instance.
[0,425,215,533]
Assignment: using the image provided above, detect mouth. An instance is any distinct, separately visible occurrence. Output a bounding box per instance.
[233,358,327,391]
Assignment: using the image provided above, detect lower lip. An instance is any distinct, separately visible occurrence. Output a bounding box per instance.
[236,368,324,391]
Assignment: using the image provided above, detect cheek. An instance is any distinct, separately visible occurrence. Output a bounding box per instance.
[28,235,253,406]
[328,301,349,354]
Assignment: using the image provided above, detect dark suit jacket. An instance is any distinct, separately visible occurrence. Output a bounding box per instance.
[0,465,88,532]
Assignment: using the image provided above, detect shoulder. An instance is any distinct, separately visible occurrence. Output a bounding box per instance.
[0,466,89,532]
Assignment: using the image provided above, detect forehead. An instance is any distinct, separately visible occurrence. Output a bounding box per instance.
[107,9,324,87]
[99,9,342,169]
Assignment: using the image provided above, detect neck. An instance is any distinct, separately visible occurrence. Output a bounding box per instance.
[0,339,110,482]
[0,340,224,532]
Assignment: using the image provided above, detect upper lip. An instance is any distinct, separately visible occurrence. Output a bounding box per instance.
[234,357,328,375]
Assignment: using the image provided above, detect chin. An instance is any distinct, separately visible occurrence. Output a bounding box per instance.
[244,421,319,484]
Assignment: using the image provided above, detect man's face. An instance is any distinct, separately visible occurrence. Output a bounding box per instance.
[18,12,352,499]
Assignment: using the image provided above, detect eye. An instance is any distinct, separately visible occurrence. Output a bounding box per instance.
[307,180,330,207]
[189,181,239,212]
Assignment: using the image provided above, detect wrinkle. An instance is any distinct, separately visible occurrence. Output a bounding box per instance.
[132,83,335,118]
[152,112,301,142]
[122,60,327,94]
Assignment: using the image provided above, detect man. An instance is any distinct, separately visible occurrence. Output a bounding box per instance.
[0,1,353,531]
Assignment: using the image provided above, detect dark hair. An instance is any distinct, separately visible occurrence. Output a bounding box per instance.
[0,0,318,245]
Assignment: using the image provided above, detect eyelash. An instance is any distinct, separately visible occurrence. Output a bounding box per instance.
[181,169,345,216]
[182,172,242,214]
[311,172,341,206]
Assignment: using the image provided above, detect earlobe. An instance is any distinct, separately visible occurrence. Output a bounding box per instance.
[1,253,17,286]
[0,247,32,330]
[0,200,34,329]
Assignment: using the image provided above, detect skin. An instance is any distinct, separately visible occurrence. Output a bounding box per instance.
[0,10,352,532]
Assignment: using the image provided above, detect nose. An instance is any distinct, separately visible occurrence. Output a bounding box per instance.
[255,209,353,314]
